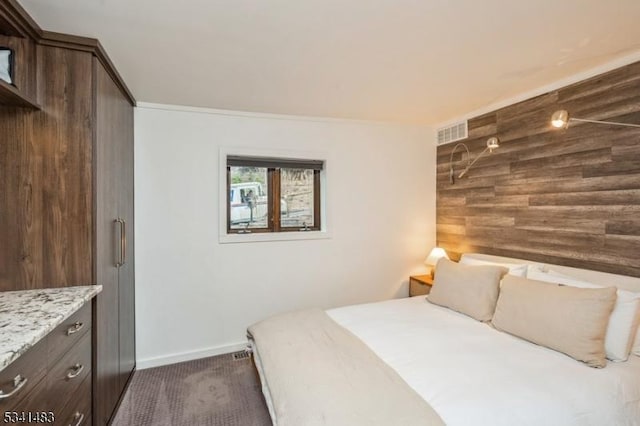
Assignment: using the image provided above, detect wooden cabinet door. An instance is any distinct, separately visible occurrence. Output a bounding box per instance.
[0,45,93,291]
[93,59,125,426]
[116,85,136,391]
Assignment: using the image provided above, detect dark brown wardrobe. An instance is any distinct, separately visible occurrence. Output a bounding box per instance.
[0,1,135,424]
[94,56,136,425]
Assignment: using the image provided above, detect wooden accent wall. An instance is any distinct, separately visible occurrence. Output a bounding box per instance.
[436,61,640,278]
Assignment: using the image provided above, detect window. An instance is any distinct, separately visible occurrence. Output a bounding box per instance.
[227,156,323,234]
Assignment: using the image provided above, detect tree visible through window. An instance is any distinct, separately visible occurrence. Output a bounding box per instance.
[227,156,322,233]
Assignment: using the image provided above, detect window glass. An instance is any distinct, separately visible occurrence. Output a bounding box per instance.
[281,168,314,229]
[226,156,322,234]
[229,166,269,230]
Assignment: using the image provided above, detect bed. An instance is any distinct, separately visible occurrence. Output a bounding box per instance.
[248,254,640,426]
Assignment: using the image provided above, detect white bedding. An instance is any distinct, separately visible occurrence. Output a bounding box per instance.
[326,296,640,426]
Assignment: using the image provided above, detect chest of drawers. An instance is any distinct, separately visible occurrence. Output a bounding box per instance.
[0,302,92,426]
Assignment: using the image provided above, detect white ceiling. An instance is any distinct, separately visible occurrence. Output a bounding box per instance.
[19,0,640,124]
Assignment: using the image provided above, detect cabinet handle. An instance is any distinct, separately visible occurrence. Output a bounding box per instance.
[66,364,85,380]
[114,219,124,267]
[0,375,28,399]
[68,412,84,426]
[121,219,126,266]
[66,321,84,335]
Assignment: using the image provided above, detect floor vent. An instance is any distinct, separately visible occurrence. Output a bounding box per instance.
[231,350,251,361]
[437,121,468,145]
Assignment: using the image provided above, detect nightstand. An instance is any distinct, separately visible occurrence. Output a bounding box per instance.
[409,274,434,297]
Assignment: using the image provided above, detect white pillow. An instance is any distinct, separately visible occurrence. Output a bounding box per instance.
[527,266,640,362]
[459,256,527,277]
[0,50,11,84]
[633,329,640,356]
[428,259,508,322]
[493,275,616,368]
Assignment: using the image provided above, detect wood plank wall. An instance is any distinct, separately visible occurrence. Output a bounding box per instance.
[436,60,640,278]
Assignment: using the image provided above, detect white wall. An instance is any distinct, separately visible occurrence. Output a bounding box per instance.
[134,104,437,368]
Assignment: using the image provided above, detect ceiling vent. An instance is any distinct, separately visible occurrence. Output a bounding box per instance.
[437,121,468,145]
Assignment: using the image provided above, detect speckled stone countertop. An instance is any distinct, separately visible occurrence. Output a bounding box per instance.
[0,285,102,372]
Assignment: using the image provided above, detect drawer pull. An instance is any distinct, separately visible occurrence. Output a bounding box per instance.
[0,374,28,399]
[66,321,85,335]
[66,364,85,379]
[69,412,85,426]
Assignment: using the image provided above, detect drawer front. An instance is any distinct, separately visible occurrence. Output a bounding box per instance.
[48,303,91,366]
[4,370,49,415]
[409,278,431,296]
[0,338,47,412]
[47,332,91,413]
[54,374,91,426]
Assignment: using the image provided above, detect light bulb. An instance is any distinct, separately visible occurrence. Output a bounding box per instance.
[551,110,569,129]
[486,137,499,151]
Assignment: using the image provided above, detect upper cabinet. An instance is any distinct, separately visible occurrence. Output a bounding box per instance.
[0,1,134,112]
[0,1,135,292]
[0,29,39,109]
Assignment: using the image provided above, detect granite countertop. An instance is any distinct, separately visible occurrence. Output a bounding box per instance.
[0,285,102,372]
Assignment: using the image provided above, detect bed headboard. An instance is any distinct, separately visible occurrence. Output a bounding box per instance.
[461,253,640,293]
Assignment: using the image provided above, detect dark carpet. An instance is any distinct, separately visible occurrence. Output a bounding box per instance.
[111,353,272,426]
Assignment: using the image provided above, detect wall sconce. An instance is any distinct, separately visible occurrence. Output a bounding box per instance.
[449,137,500,184]
[551,109,640,129]
[425,247,449,278]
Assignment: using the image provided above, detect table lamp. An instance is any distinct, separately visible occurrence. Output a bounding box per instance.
[425,247,449,278]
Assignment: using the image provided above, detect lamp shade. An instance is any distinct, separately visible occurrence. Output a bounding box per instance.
[551,109,569,128]
[486,137,499,151]
[425,247,449,266]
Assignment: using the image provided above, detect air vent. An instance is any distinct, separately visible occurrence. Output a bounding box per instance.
[231,350,251,361]
[437,121,468,145]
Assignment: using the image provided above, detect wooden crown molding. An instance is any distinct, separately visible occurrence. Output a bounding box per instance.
[0,0,136,105]
[0,0,40,39]
[39,31,136,105]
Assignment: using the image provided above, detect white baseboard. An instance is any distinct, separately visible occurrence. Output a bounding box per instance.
[136,341,249,370]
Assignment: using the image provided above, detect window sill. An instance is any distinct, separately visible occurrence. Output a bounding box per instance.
[219,230,331,244]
